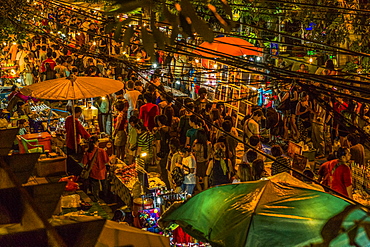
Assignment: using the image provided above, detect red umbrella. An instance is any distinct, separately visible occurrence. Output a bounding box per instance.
[193,37,262,58]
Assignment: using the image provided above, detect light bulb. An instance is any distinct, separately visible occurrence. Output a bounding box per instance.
[93,41,96,45]
[309,58,313,63]
[141,152,147,157]
[195,59,199,63]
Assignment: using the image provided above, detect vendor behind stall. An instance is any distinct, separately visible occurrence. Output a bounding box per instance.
[65,106,90,155]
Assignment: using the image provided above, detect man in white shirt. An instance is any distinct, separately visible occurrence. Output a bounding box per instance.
[16,46,29,72]
[124,80,141,119]
[179,147,196,195]
[243,110,264,144]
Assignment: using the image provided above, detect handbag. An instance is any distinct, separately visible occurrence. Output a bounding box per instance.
[80,149,99,179]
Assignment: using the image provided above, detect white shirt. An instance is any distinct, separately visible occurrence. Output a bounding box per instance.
[182,155,196,184]
[243,118,259,140]
[124,90,141,110]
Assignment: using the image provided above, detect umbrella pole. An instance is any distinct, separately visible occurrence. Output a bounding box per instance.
[72,100,78,152]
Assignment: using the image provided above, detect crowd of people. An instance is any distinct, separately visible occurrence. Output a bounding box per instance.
[0,1,368,204]
[2,33,368,202]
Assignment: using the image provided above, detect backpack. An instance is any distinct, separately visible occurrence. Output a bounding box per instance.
[157,128,170,158]
[171,167,184,186]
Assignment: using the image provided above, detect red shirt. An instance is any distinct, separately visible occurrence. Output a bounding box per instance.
[114,112,126,131]
[318,160,332,187]
[329,160,352,197]
[41,58,56,73]
[82,147,109,180]
[139,103,159,131]
[65,116,90,150]
[333,102,348,114]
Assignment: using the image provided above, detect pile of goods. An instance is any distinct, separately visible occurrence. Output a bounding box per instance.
[115,164,138,189]
[148,176,166,190]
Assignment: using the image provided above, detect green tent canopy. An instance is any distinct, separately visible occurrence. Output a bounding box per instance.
[159,173,370,247]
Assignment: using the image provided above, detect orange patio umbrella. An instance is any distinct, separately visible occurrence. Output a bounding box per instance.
[193,36,262,58]
[21,76,124,100]
[21,76,124,151]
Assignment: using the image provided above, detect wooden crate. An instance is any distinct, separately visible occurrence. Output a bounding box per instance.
[36,148,66,177]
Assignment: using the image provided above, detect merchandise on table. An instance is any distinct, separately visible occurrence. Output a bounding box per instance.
[351,163,370,200]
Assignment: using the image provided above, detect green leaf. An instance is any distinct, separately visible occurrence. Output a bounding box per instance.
[180,0,214,42]
[320,205,358,246]
[220,0,232,18]
[106,0,150,13]
[151,12,166,50]
[141,27,155,62]
[105,21,116,34]
[179,13,193,38]
[122,26,134,48]
[347,226,359,247]
[361,222,370,240]
[170,26,179,46]
[114,22,123,42]
[163,6,178,26]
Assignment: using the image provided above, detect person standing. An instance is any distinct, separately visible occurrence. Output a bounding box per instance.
[328,148,353,198]
[40,52,56,81]
[95,95,110,134]
[312,95,326,159]
[179,147,196,195]
[185,115,201,148]
[205,142,233,189]
[65,106,90,155]
[194,87,208,113]
[178,102,194,145]
[271,145,291,176]
[82,135,109,202]
[192,129,212,192]
[139,92,159,131]
[113,101,127,161]
[243,110,264,144]
[154,115,171,189]
[127,116,139,165]
[23,57,34,86]
[295,91,314,142]
[124,80,141,119]
[347,134,365,167]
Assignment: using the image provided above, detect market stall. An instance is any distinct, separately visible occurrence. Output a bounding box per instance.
[20,76,124,152]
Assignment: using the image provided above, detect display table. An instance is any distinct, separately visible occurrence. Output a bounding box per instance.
[111,174,137,206]
[18,132,52,153]
[111,164,167,205]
